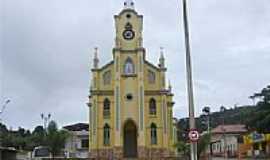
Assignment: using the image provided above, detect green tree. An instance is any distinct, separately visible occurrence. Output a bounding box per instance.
[197,133,211,160]
[252,85,270,105]
[0,123,9,147]
[24,126,46,151]
[174,141,190,159]
[31,125,46,147]
[248,85,270,133]
[32,125,45,135]
[0,123,8,133]
[46,121,69,159]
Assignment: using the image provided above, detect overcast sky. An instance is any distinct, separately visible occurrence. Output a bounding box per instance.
[1,0,270,130]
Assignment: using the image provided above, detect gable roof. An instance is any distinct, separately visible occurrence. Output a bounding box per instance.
[92,61,114,72]
[144,60,162,71]
[211,124,248,134]
[63,123,89,131]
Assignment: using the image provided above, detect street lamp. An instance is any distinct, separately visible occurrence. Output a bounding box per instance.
[220,106,227,159]
[202,106,211,160]
[202,106,210,133]
[0,99,11,123]
[41,113,51,132]
[0,99,11,147]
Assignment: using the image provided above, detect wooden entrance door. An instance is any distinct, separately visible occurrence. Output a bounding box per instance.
[124,120,138,158]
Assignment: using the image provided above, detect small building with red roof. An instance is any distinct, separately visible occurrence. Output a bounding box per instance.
[210,124,248,158]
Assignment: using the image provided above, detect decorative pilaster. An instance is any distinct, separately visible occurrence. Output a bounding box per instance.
[114,50,121,146]
[138,50,145,146]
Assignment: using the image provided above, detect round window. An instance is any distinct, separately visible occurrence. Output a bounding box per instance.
[126,94,133,101]
[126,14,131,19]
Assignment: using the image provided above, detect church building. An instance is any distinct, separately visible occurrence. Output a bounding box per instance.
[88,0,177,159]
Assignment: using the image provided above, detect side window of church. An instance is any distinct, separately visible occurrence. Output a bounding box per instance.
[148,70,156,84]
[124,57,135,75]
[103,124,110,146]
[149,98,157,115]
[151,123,157,145]
[103,98,110,118]
[103,70,111,85]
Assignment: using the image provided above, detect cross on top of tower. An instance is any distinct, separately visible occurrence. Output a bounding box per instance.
[124,0,135,10]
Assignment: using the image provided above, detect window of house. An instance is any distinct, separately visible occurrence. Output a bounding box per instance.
[149,98,157,115]
[151,123,157,145]
[103,70,111,85]
[103,124,110,146]
[103,98,110,118]
[81,139,89,149]
[124,57,135,75]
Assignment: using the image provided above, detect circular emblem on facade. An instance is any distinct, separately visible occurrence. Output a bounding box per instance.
[123,30,135,40]
[188,129,200,142]
[126,93,133,101]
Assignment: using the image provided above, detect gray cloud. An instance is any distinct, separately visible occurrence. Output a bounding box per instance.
[1,0,270,129]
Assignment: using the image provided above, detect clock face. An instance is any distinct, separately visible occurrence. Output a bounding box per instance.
[123,30,135,40]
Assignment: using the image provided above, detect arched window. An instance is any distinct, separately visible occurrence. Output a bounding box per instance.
[103,124,110,146]
[103,98,110,118]
[149,98,156,115]
[125,23,133,30]
[151,123,157,145]
[103,70,111,85]
[124,57,135,75]
[148,70,156,84]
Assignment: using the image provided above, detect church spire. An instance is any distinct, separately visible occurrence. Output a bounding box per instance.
[124,0,135,10]
[159,47,165,69]
[93,47,99,69]
[168,80,172,92]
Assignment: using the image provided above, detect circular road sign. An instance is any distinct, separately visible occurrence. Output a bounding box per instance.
[188,129,200,142]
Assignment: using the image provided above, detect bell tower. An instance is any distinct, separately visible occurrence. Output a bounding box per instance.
[88,1,177,159]
[114,0,143,50]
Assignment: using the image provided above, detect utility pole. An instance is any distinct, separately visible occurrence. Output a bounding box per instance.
[203,106,211,159]
[220,106,227,159]
[181,0,197,160]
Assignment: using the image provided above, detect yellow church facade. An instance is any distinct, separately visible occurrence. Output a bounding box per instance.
[88,1,177,159]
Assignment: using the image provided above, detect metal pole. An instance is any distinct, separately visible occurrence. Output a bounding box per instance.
[182,0,197,160]
[221,107,227,160]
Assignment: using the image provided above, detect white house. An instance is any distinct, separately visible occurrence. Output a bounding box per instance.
[210,124,248,158]
[63,123,89,158]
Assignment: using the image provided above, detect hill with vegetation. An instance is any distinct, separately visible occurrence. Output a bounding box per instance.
[177,84,270,141]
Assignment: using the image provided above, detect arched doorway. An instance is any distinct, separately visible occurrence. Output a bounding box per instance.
[123,120,138,158]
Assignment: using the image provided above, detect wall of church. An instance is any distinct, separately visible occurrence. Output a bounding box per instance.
[97,95,115,149]
[144,95,164,148]
[97,64,115,91]
[143,64,162,91]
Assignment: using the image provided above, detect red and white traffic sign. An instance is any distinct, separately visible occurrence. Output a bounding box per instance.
[188,129,200,142]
